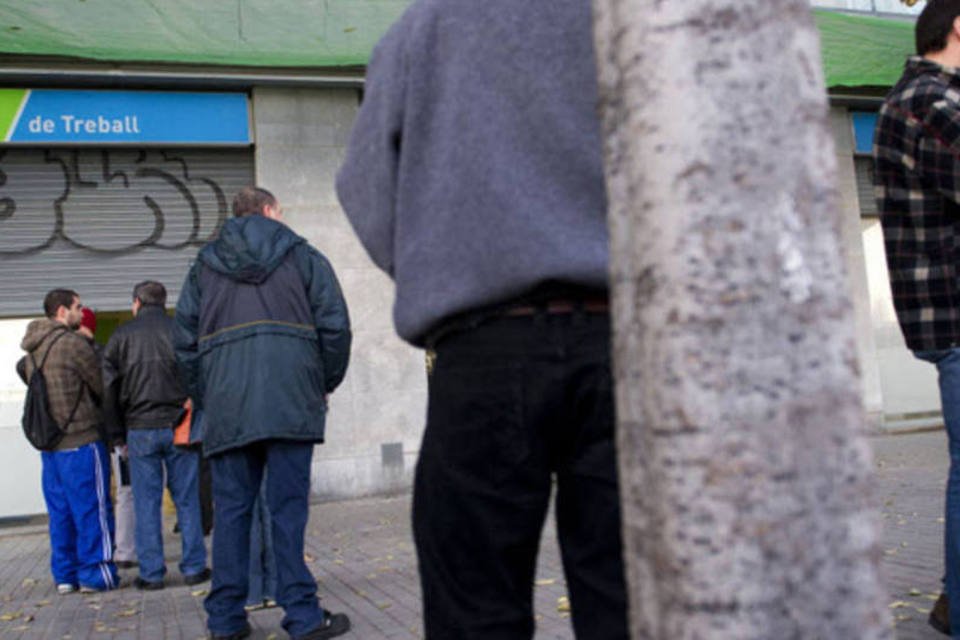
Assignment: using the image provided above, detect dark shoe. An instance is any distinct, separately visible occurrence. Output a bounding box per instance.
[134,576,164,591]
[295,611,351,640]
[184,567,211,586]
[930,592,951,636]
[210,622,251,640]
[115,560,137,569]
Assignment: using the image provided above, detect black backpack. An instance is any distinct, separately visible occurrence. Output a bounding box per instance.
[21,331,81,451]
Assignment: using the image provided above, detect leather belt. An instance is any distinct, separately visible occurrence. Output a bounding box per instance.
[504,298,609,316]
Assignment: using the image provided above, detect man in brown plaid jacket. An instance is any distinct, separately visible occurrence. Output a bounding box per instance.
[18,288,118,594]
[874,1,960,635]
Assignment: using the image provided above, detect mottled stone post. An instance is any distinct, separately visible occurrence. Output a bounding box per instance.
[591,1,892,637]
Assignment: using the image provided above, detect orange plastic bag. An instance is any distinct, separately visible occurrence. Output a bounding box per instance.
[173,399,192,446]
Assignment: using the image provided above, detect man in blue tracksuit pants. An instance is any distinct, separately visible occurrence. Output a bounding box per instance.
[174,186,352,640]
[19,289,119,594]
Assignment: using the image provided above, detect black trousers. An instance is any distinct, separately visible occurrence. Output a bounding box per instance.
[413,313,628,639]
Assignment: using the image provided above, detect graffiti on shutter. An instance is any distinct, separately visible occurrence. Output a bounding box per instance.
[0,148,230,256]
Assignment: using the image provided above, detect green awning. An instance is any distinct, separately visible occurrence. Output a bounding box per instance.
[814,10,914,89]
[0,0,412,68]
[0,3,918,89]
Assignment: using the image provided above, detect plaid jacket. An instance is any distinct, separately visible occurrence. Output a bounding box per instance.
[875,57,960,351]
[19,319,103,450]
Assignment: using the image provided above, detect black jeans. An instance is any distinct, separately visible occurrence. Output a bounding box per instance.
[413,313,628,639]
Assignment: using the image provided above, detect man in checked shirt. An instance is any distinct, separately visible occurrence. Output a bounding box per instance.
[875,1,960,635]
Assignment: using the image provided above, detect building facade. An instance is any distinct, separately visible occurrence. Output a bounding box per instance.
[0,1,937,517]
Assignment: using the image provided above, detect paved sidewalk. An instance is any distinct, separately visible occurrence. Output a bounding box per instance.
[875,429,951,640]
[0,494,573,639]
[0,429,953,639]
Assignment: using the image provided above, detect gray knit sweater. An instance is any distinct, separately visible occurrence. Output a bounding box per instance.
[336,0,608,346]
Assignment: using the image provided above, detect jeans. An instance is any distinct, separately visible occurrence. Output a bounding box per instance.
[414,314,628,639]
[247,475,277,606]
[127,428,207,583]
[916,348,960,638]
[205,440,325,638]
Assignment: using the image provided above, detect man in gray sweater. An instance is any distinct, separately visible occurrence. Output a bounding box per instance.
[336,1,627,638]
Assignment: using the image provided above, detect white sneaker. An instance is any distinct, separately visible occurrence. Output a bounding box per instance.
[56,583,76,595]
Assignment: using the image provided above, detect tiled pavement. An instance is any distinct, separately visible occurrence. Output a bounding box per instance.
[0,429,955,639]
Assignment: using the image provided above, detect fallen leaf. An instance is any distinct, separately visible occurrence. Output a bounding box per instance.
[304,554,315,563]
[909,588,922,596]
[378,602,392,610]
[0,612,20,621]
[888,601,909,609]
[536,579,556,586]
[21,579,37,587]
[191,589,208,597]
[23,614,33,622]
[114,609,138,618]
[557,596,571,613]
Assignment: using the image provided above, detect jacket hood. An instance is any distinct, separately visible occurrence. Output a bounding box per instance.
[21,318,67,352]
[199,216,305,284]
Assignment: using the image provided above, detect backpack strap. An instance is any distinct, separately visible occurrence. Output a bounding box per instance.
[60,382,85,431]
[30,329,84,431]
[32,329,69,372]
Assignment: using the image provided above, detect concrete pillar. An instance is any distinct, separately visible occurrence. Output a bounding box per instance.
[829,106,885,428]
[252,87,427,499]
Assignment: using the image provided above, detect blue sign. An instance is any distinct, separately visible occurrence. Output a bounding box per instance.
[851,111,878,155]
[4,90,250,144]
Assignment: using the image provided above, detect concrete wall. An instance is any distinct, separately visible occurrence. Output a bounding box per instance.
[831,107,885,427]
[251,87,427,500]
[830,106,942,428]
[0,319,46,516]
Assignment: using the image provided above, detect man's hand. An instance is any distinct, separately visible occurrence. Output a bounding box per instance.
[115,444,128,459]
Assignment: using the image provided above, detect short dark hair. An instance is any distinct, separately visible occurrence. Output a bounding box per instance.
[132,281,167,307]
[232,186,277,218]
[917,0,960,55]
[43,289,78,319]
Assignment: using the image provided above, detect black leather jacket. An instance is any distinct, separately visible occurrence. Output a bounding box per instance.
[103,305,187,441]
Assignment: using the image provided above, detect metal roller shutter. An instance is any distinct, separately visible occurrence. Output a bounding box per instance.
[0,147,254,316]
[854,156,878,217]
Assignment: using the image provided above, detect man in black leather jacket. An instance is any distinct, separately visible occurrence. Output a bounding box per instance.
[103,281,210,591]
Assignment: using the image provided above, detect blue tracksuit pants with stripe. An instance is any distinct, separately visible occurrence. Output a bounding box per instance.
[41,441,119,590]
